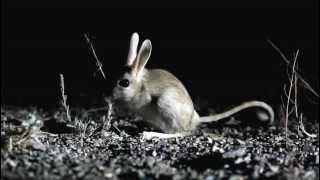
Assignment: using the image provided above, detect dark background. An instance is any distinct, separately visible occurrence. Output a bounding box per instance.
[2,1,318,117]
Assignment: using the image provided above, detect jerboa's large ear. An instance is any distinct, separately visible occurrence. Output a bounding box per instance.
[126,32,139,66]
[134,39,152,80]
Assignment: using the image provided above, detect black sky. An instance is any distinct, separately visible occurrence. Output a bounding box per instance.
[2,1,318,110]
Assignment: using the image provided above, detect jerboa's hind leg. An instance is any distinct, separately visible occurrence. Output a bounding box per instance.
[155,88,196,133]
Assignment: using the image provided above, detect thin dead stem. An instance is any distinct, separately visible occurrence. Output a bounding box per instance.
[283,85,296,105]
[267,39,319,98]
[60,74,71,122]
[268,39,318,140]
[285,50,299,142]
[84,33,106,79]
[294,71,298,118]
[103,98,113,131]
[299,113,317,138]
[112,124,122,135]
[105,98,113,122]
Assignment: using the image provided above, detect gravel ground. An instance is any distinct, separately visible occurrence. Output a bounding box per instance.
[1,105,319,180]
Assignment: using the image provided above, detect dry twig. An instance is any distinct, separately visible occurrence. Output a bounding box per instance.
[84,33,106,79]
[267,39,319,98]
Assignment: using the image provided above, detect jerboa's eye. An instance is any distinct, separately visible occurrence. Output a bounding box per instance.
[118,78,130,88]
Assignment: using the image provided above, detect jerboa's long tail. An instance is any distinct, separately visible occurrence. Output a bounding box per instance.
[199,101,274,124]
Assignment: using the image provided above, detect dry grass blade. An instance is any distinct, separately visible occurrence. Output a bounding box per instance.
[267,39,319,98]
[84,33,106,79]
[294,70,298,118]
[299,114,317,138]
[283,85,296,106]
[285,50,299,142]
[60,74,71,122]
[105,98,113,123]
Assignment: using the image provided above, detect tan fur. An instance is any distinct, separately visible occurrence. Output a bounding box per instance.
[111,32,274,137]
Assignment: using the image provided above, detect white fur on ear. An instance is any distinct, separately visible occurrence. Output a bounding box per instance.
[135,39,152,80]
[127,32,139,66]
